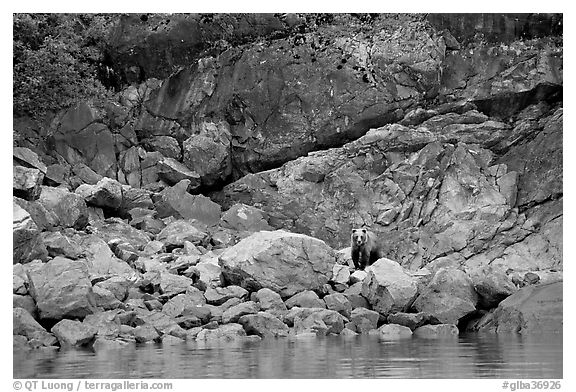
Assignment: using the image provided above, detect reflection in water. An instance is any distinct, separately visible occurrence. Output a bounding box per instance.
[14,333,562,379]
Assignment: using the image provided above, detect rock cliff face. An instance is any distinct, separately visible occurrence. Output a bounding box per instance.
[13,14,562,351]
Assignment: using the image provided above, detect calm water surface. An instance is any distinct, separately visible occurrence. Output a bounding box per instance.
[14,333,562,379]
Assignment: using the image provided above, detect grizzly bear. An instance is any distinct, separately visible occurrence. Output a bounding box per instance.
[350,228,384,270]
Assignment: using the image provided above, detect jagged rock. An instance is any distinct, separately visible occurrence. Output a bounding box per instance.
[133,324,160,343]
[386,312,439,331]
[13,197,59,231]
[183,133,231,188]
[156,220,208,249]
[38,186,89,229]
[294,309,346,335]
[189,256,222,289]
[413,324,459,338]
[51,319,97,347]
[361,258,418,315]
[13,166,44,200]
[342,282,369,310]
[220,203,272,232]
[349,307,379,334]
[219,230,335,298]
[195,323,247,342]
[412,267,478,324]
[13,147,47,173]
[27,256,96,320]
[471,281,562,334]
[238,312,289,338]
[13,308,46,338]
[205,286,249,306]
[13,295,37,316]
[222,301,260,324]
[142,271,194,296]
[143,136,182,160]
[323,293,353,318]
[41,232,84,259]
[13,200,48,264]
[89,218,151,250]
[120,185,155,213]
[155,180,221,225]
[75,177,123,210]
[79,235,135,277]
[466,266,517,308]
[349,270,367,285]
[372,324,413,340]
[331,264,351,286]
[252,288,287,318]
[92,286,123,310]
[82,310,124,338]
[282,307,324,327]
[285,290,326,309]
[162,289,206,318]
[157,158,201,189]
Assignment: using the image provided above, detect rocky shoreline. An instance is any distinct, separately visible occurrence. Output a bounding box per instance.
[13,14,562,353]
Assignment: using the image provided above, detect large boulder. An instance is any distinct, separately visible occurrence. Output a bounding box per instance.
[154,180,222,225]
[220,203,272,233]
[238,312,289,338]
[13,146,47,174]
[219,230,336,298]
[183,131,232,188]
[472,281,562,334]
[51,319,98,347]
[75,177,123,210]
[361,258,418,315]
[38,186,89,229]
[156,220,208,248]
[13,307,47,338]
[13,200,48,264]
[27,257,96,320]
[157,157,201,189]
[13,166,44,200]
[412,267,478,324]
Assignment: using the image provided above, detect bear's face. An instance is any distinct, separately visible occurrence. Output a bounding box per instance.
[351,228,368,247]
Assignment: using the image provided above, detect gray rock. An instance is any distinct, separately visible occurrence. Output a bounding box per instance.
[27,256,95,320]
[253,288,288,318]
[157,157,201,189]
[222,301,260,324]
[413,324,459,338]
[238,312,289,338]
[133,324,160,343]
[285,290,326,309]
[373,323,413,340]
[195,323,247,342]
[75,177,123,210]
[362,258,419,315]
[323,293,353,318]
[219,230,335,298]
[155,180,221,225]
[386,312,438,331]
[349,307,380,334]
[13,308,46,338]
[220,203,272,232]
[38,186,89,229]
[51,319,97,347]
[156,220,208,248]
[205,286,249,306]
[13,200,48,264]
[13,166,44,200]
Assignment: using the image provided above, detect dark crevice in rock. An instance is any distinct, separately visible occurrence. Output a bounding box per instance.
[473,82,562,121]
[518,193,563,214]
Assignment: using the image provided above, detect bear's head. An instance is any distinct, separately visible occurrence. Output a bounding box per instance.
[351,228,368,247]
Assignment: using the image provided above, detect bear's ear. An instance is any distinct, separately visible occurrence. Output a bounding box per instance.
[361,228,367,233]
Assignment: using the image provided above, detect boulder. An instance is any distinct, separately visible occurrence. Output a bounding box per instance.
[205,286,249,306]
[38,186,89,229]
[413,324,459,338]
[195,323,247,342]
[386,312,439,331]
[143,136,182,160]
[156,220,208,249]
[79,234,135,277]
[343,282,369,310]
[13,200,48,264]
[219,230,335,298]
[349,307,380,334]
[13,295,37,316]
[190,257,222,289]
[162,288,206,318]
[13,307,46,338]
[252,288,288,318]
[361,258,419,315]
[75,177,123,210]
[471,281,562,334]
[41,232,84,259]
[133,324,160,343]
[412,267,478,324]
[92,286,123,310]
[183,133,232,188]
[88,218,151,250]
[13,147,47,173]
[285,290,326,309]
[294,309,346,335]
[157,157,201,189]
[222,301,260,324]
[238,312,289,338]
[220,203,272,232]
[51,319,97,347]
[13,166,44,200]
[27,256,95,320]
[372,324,413,340]
[467,266,517,308]
[154,180,221,225]
[323,293,353,318]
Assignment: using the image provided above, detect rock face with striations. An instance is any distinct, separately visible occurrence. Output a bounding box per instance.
[219,230,335,298]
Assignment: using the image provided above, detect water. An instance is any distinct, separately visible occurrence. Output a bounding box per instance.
[14,333,562,379]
